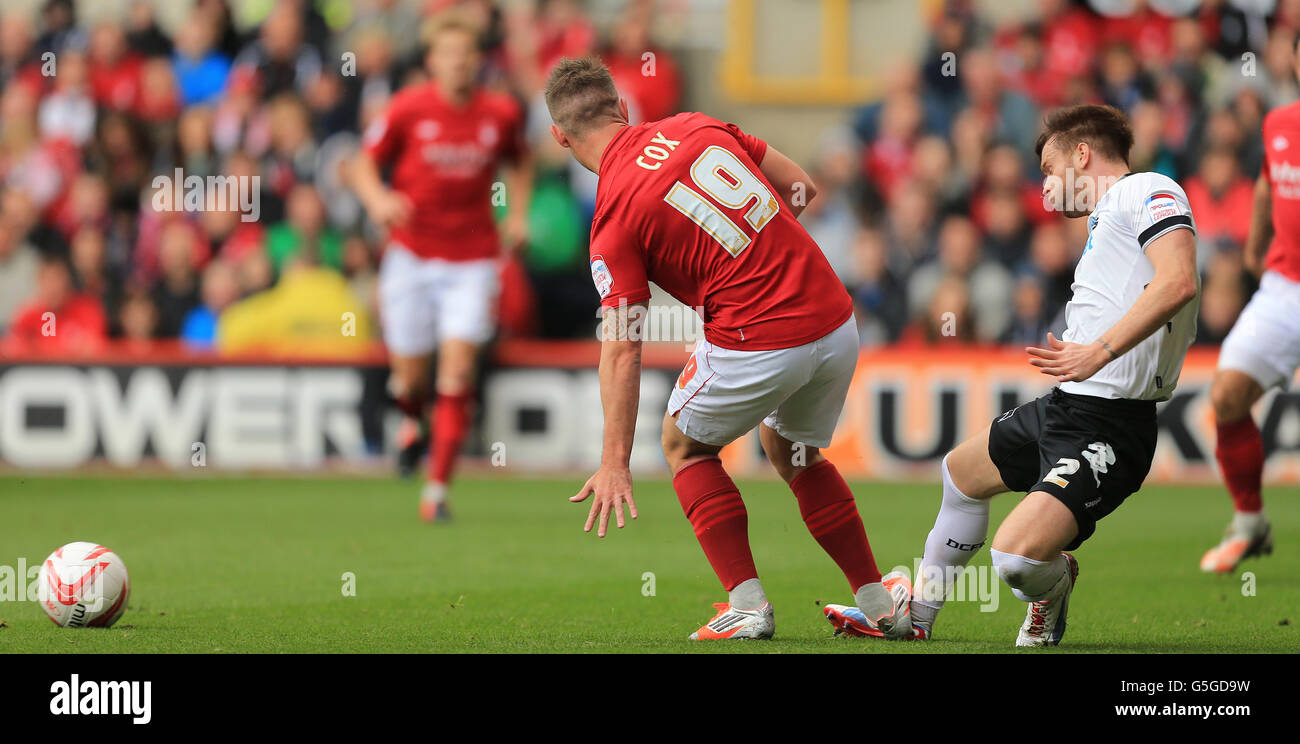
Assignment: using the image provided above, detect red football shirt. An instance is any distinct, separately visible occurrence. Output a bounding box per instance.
[589,112,852,351]
[1262,100,1300,282]
[362,83,525,261]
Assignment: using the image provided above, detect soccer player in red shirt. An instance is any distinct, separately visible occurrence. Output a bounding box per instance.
[1202,34,1300,573]
[352,14,531,522]
[544,57,908,641]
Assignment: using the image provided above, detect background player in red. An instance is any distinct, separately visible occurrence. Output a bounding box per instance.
[352,14,531,522]
[545,57,910,641]
[1202,34,1300,573]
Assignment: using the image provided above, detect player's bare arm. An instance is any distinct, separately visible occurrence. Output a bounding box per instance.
[570,302,646,537]
[1243,172,1273,279]
[351,151,412,228]
[758,145,818,218]
[501,152,535,255]
[1027,227,1198,382]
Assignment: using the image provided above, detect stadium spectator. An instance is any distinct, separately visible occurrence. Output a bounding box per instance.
[230,3,323,102]
[152,221,204,337]
[37,48,95,147]
[172,14,233,107]
[0,0,1286,356]
[125,0,174,59]
[181,259,241,348]
[602,3,681,123]
[1196,247,1249,345]
[266,184,343,273]
[88,22,145,113]
[217,258,373,358]
[849,228,908,346]
[0,11,41,95]
[4,253,107,354]
[1002,272,1052,346]
[1185,146,1255,253]
[35,0,83,61]
[117,286,160,345]
[906,215,1014,343]
[0,211,40,332]
[898,274,976,347]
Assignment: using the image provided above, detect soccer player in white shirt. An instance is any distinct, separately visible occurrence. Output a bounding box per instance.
[825,105,1201,646]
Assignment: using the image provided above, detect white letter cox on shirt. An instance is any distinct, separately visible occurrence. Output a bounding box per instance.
[49,674,152,725]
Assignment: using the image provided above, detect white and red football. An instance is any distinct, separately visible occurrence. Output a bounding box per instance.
[37,542,130,628]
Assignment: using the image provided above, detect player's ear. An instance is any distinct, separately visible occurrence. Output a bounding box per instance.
[618,98,629,122]
[1075,141,1090,170]
[549,124,569,149]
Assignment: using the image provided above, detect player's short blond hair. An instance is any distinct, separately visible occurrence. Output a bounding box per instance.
[422,10,481,51]
[545,57,622,136]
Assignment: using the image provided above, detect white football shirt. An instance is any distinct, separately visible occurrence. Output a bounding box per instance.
[1059,171,1200,402]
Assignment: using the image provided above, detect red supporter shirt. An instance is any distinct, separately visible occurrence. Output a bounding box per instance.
[1183,176,1254,247]
[5,295,107,352]
[1262,101,1300,282]
[362,83,525,261]
[589,112,852,351]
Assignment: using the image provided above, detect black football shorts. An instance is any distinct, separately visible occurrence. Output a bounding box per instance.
[987,387,1158,550]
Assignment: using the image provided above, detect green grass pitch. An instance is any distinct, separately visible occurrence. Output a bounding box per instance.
[0,474,1294,653]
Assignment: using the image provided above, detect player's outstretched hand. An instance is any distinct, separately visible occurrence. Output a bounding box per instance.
[571,465,639,538]
[1026,333,1110,383]
[501,211,529,257]
[365,190,413,228]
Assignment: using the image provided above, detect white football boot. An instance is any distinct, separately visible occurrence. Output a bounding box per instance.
[1200,513,1272,574]
[1015,552,1078,647]
[822,570,916,640]
[688,602,775,640]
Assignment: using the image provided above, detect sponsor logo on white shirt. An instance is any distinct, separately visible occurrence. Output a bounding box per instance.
[1144,193,1179,222]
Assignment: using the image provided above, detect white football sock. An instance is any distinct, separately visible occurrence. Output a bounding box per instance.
[914,455,990,617]
[421,482,446,504]
[854,582,894,620]
[990,549,1067,603]
[1232,509,1268,537]
[729,578,767,610]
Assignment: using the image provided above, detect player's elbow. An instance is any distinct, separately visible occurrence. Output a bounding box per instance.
[801,176,818,204]
[1170,276,1199,307]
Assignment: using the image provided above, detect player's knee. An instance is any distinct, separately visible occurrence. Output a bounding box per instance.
[989,549,1032,590]
[767,447,823,483]
[388,368,427,401]
[1209,376,1254,423]
[660,422,689,470]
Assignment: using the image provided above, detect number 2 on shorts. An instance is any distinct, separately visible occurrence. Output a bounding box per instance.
[1044,457,1080,488]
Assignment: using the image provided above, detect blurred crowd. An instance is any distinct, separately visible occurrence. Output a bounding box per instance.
[815,0,1300,347]
[0,0,1295,356]
[0,0,683,355]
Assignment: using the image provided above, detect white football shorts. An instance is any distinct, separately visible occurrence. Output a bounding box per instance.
[668,316,858,448]
[378,245,500,356]
[1218,270,1300,390]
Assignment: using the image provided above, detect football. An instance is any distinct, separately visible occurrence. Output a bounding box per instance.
[37,542,131,629]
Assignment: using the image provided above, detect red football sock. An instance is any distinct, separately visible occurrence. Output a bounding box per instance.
[673,458,758,592]
[1215,417,1264,513]
[428,393,472,485]
[790,459,882,591]
[393,389,426,419]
